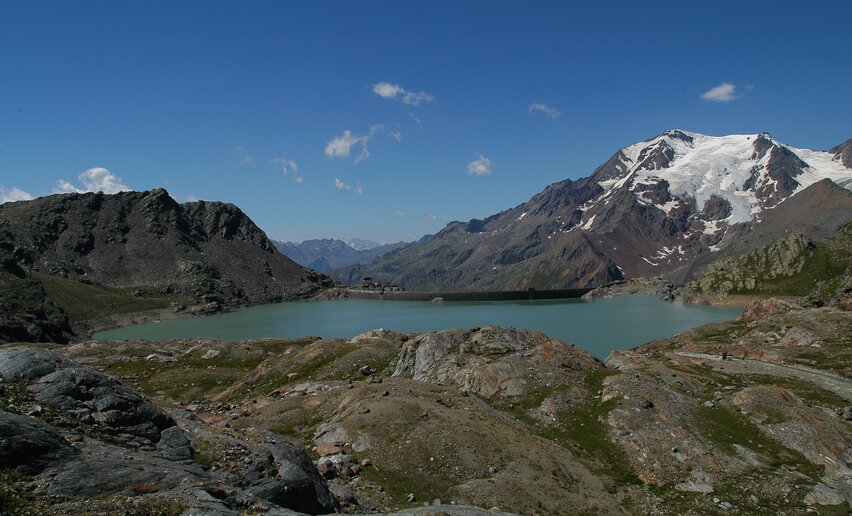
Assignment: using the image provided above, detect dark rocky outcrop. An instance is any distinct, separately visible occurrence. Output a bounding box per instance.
[830,138,852,169]
[0,189,334,343]
[0,347,339,514]
[635,140,675,171]
[701,195,732,220]
[0,410,77,474]
[0,241,72,343]
[0,189,329,305]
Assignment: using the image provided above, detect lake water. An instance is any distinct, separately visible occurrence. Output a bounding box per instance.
[94,295,742,359]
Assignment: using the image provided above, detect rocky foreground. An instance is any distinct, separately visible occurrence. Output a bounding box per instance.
[1,297,850,515]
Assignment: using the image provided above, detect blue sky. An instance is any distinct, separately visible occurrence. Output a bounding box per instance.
[1,1,850,243]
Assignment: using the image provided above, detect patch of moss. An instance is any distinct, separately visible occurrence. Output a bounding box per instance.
[291,345,357,381]
[106,351,273,403]
[689,319,747,346]
[649,467,828,516]
[692,404,823,479]
[272,413,323,442]
[191,439,217,469]
[361,467,456,508]
[499,369,641,489]
[219,341,358,402]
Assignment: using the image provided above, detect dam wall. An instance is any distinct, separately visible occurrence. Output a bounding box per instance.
[345,288,593,302]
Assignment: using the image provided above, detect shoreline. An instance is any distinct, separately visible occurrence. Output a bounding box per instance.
[75,307,202,340]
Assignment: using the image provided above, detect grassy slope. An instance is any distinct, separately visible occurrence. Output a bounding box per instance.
[33,272,191,322]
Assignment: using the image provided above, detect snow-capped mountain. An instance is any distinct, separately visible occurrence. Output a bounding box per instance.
[344,238,386,251]
[586,129,851,228]
[335,130,852,290]
[273,238,409,272]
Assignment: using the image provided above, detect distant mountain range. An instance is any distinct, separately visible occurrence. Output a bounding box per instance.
[342,237,387,251]
[333,130,852,290]
[273,238,411,272]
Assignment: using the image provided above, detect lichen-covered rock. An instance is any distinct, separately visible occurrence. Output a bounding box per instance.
[392,326,601,398]
[690,232,810,296]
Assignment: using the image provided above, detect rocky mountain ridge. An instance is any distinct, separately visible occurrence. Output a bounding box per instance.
[0,189,332,343]
[688,222,851,299]
[335,130,852,290]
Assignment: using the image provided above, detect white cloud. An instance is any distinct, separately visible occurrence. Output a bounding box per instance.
[55,180,81,193]
[701,82,738,102]
[325,125,385,163]
[394,209,407,216]
[372,81,434,106]
[334,178,363,194]
[54,167,131,194]
[272,157,303,184]
[466,154,493,176]
[425,213,438,222]
[326,131,363,160]
[372,82,402,99]
[0,185,33,204]
[528,102,561,119]
[235,146,256,166]
[390,128,402,142]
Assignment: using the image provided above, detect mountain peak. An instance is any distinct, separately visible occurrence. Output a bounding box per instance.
[343,130,852,291]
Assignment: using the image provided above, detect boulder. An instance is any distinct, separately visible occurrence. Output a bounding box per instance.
[0,410,77,474]
[158,425,194,461]
[28,365,175,442]
[804,483,846,506]
[0,349,75,381]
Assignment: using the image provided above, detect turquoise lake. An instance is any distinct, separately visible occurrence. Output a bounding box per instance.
[94,295,742,359]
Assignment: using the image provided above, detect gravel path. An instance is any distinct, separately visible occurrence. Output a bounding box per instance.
[674,351,852,402]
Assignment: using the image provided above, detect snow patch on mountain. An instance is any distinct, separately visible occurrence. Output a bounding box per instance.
[599,130,852,227]
[787,145,852,192]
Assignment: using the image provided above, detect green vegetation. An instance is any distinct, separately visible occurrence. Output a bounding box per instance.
[272,413,324,442]
[692,404,823,479]
[222,340,354,402]
[691,224,851,298]
[501,369,641,489]
[667,353,847,412]
[742,243,849,297]
[361,465,456,509]
[649,467,830,516]
[190,438,217,469]
[102,344,298,403]
[34,272,192,322]
[554,370,642,487]
[689,320,746,346]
